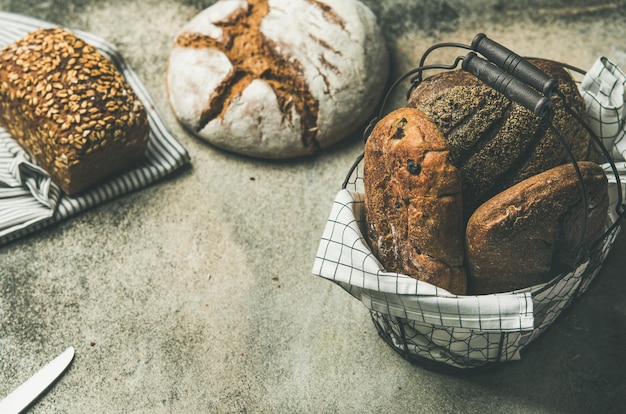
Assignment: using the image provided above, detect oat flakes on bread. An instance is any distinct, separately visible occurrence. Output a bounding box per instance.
[465,161,609,294]
[364,107,467,295]
[166,0,389,159]
[407,58,594,218]
[0,27,149,195]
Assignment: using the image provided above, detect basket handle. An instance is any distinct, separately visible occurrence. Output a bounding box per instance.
[471,33,559,97]
[462,52,551,117]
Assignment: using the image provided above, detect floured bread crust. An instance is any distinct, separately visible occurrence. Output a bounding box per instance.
[166,0,389,159]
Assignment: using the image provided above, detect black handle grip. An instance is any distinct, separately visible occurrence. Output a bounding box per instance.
[462,52,551,117]
[471,33,558,96]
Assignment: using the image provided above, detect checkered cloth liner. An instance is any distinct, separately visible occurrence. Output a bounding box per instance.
[313,56,625,368]
[581,57,626,210]
[581,57,626,161]
[0,12,190,245]
[313,189,535,332]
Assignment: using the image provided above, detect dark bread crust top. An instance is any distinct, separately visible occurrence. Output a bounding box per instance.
[465,161,609,294]
[407,58,593,217]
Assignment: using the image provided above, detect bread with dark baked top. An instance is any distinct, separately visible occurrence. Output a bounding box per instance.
[364,107,467,295]
[465,161,608,294]
[407,58,593,218]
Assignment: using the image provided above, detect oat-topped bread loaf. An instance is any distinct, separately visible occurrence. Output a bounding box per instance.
[364,107,467,295]
[166,0,388,159]
[0,27,149,195]
[407,59,594,217]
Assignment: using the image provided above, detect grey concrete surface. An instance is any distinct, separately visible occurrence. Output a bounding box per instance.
[0,0,625,413]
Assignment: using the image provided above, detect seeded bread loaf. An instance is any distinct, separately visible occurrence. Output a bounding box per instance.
[465,161,609,294]
[407,59,593,217]
[364,107,467,295]
[166,0,388,159]
[0,28,149,195]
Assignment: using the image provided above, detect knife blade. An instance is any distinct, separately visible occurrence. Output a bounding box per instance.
[0,346,75,414]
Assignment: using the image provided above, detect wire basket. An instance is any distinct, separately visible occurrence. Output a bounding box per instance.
[312,35,626,370]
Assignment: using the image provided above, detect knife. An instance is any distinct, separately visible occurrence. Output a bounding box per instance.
[0,346,75,414]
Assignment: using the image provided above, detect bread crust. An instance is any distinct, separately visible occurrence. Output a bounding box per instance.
[407,58,593,217]
[465,161,609,294]
[364,107,467,295]
[0,28,149,195]
[166,0,388,159]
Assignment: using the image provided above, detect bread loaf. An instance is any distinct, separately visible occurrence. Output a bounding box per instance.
[407,59,593,217]
[166,0,388,159]
[364,107,467,295]
[0,28,149,195]
[465,161,608,294]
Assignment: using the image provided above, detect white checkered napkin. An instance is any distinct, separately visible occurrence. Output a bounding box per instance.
[580,57,626,221]
[0,12,190,245]
[312,189,535,332]
[580,57,626,161]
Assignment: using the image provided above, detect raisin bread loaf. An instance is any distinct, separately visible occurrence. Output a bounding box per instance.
[364,107,467,295]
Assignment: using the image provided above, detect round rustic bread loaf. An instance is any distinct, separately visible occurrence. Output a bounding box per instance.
[364,107,467,295]
[465,161,608,294]
[166,0,389,159]
[407,59,594,217]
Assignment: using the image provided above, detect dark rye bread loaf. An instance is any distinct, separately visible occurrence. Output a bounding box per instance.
[465,161,609,294]
[364,107,467,295]
[407,59,593,217]
[0,28,149,195]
